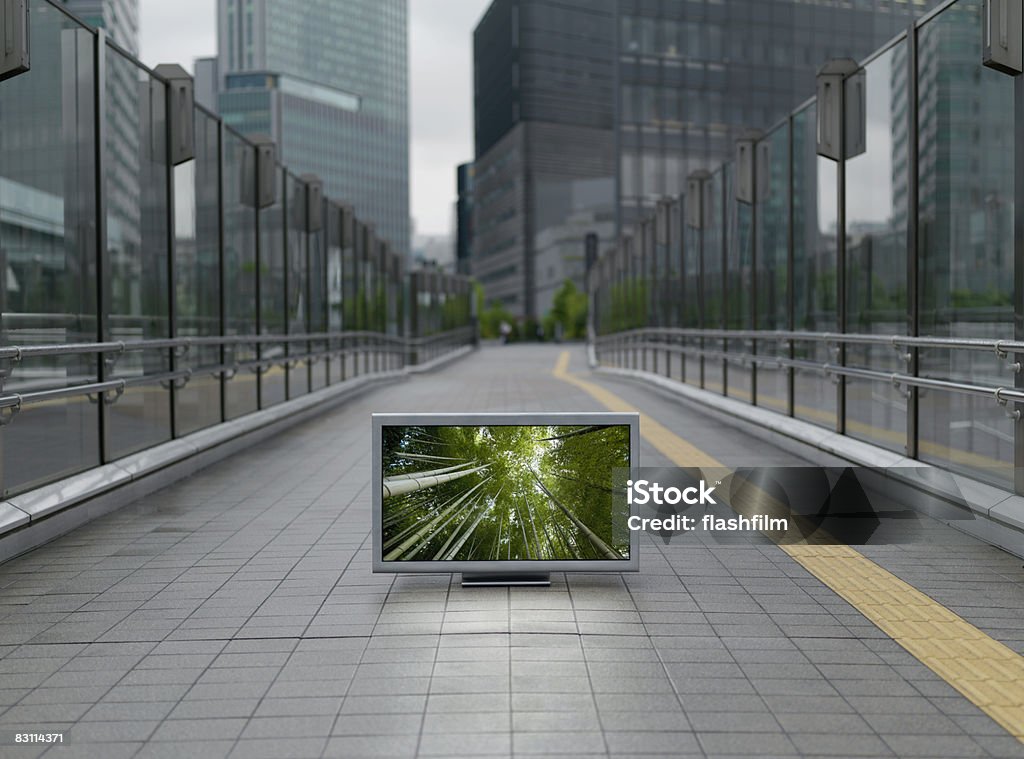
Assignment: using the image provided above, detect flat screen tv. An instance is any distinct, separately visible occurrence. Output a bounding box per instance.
[372,413,640,584]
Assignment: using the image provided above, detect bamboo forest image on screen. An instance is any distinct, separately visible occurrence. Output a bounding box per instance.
[381,425,631,562]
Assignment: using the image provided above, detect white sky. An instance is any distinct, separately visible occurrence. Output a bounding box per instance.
[138,0,490,238]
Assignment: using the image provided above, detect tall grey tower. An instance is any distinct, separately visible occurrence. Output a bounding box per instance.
[211,0,409,256]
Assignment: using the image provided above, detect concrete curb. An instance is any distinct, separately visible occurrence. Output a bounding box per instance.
[595,364,1024,559]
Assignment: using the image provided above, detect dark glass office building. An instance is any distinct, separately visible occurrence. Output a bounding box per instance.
[472,0,935,321]
[472,0,617,320]
[456,163,475,276]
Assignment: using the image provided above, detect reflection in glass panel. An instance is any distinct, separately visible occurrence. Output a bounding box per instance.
[703,170,724,394]
[639,221,653,332]
[326,204,344,383]
[355,222,369,333]
[726,165,753,403]
[792,104,837,429]
[387,253,401,336]
[223,130,258,419]
[628,236,642,335]
[844,43,908,452]
[917,0,1015,486]
[309,205,327,391]
[341,209,358,378]
[175,109,222,435]
[286,174,308,399]
[0,3,99,495]
[259,167,286,407]
[104,47,171,459]
[666,201,682,333]
[754,123,790,413]
[682,223,700,387]
[371,241,387,335]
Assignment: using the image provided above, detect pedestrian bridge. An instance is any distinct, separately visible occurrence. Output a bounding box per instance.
[3,0,1024,754]
[0,344,1022,758]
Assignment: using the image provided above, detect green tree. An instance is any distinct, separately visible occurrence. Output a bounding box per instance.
[542,279,588,340]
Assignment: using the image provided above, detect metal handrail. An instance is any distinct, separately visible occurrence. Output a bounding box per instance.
[0,327,473,414]
[595,328,1024,355]
[594,328,1024,414]
[0,329,417,362]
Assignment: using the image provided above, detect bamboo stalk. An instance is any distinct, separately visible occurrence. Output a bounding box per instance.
[384,477,490,560]
[398,452,467,462]
[530,468,622,561]
[431,488,488,560]
[383,464,488,498]
[435,486,501,560]
[386,461,476,481]
[383,490,464,552]
[404,478,493,560]
[513,497,531,559]
[539,425,602,442]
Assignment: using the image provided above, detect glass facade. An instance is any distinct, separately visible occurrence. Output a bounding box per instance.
[616,0,937,229]
[593,0,1020,490]
[215,0,409,257]
[0,0,472,500]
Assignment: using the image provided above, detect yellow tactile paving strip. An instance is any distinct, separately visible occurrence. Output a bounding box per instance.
[554,350,1024,742]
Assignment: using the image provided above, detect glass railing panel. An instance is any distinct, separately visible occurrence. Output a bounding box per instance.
[0,3,99,495]
[259,166,286,407]
[326,205,345,382]
[682,224,700,387]
[222,129,258,419]
[754,121,790,413]
[285,173,308,399]
[843,40,909,453]
[175,107,222,435]
[309,207,328,391]
[104,45,171,459]
[916,0,1015,486]
[703,169,724,394]
[792,103,838,428]
[727,166,753,403]
[342,213,359,334]
[666,200,682,332]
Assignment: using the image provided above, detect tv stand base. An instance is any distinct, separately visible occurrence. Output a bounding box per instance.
[460,572,551,587]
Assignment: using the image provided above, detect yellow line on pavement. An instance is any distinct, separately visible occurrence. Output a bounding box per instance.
[553,352,719,469]
[553,350,1024,741]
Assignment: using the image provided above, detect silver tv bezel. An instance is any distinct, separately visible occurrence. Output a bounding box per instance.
[371,412,640,574]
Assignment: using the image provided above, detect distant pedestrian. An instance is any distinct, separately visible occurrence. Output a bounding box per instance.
[499,321,512,344]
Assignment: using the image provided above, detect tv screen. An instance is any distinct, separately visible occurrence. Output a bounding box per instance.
[372,413,639,575]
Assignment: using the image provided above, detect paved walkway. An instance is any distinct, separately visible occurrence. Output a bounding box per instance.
[0,345,1022,758]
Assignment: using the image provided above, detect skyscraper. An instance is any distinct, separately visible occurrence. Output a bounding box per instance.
[61,0,138,55]
[209,0,409,256]
[472,0,617,321]
[471,0,937,322]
